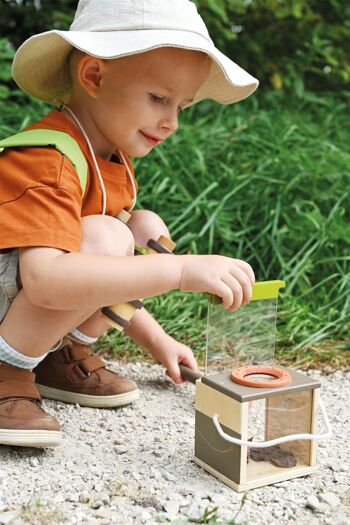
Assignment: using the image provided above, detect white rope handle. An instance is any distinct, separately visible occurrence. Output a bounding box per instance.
[118,150,137,211]
[62,105,107,215]
[62,105,137,214]
[213,398,332,448]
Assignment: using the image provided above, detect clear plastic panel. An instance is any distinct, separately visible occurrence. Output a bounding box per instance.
[245,390,312,481]
[205,298,278,374]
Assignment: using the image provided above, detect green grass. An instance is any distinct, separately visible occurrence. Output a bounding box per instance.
[20,497,66,525]
[100,90,350,369]
[1,89,349,368]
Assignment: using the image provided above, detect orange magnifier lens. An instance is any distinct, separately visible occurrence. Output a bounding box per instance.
[231,365,291,388]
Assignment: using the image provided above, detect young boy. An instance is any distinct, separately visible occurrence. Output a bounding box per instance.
[0,0,258,447]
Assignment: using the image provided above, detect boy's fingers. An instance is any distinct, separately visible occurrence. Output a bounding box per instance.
[180,353,199,373]
[167,349,199,384]
[212,275,252,310]
[166,360,183,384]
[221,275,243,311]
[228,266,253,304]
[232,259,255,285]
[213,281,234,309]
[166,369,183,384]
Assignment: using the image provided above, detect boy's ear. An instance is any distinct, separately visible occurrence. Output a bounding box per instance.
[77,55,108,98]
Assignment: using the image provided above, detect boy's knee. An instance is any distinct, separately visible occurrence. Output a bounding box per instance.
[80,215,134,257]
[128,209,170,247]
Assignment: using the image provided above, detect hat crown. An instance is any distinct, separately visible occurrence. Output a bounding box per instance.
[70,0,212,42]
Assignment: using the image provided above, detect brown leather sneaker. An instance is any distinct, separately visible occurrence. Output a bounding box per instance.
[0,363,61,447]
[35,337,139,408]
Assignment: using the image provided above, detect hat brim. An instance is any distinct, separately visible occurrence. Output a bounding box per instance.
[12,29,258,105]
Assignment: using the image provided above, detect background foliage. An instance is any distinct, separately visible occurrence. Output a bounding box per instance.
[0,1,349,367]
[196,0,350,94]
[1,0,350,94]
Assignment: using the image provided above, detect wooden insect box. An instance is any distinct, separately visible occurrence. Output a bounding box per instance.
[193,368,321,491]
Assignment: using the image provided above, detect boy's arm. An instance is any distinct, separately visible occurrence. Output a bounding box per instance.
[124,307,167,352]
[20,247,180,310]
[124,307,198,383]
[19,246,254,312]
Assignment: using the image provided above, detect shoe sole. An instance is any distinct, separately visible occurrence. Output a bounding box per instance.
[36,384,140,408]
[0,429,62,447]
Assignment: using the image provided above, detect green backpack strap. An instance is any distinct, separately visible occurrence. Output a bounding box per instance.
[0,129,88,195]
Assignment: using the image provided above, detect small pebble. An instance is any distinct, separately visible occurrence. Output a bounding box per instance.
[306,495,321,511]
[66,493,79,503]
[90,500,102,510]
[162,471,176,482]
[94,508,112,519]
[79,493,90,503]
[319,492,341,508]
[114,445,128,454]
[0,511,18,525]
[164,499,179,515]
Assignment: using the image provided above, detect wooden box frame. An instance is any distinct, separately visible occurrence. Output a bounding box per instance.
[193,368,320,491]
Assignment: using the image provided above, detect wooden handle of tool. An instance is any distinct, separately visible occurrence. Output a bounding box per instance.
[179,364,203,384]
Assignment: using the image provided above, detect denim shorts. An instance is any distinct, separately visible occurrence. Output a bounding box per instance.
[0,249,19,323]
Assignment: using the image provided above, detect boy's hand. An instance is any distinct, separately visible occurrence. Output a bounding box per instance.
[179,255,255,312]
[149,333,199,384]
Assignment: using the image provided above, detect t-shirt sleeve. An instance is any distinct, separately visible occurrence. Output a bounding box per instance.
[0,146,83,252]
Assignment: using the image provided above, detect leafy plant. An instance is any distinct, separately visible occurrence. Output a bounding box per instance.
[194,0,350,93]
[0,0,75,49]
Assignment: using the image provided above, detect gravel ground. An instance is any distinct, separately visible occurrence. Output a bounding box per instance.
[0,363,349,525]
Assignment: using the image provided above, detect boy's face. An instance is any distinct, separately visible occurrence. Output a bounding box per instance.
[85,48,210,158]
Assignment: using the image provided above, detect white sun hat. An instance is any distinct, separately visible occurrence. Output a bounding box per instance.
[12,0,258,105]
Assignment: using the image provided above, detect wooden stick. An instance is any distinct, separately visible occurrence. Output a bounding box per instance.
[179,364,203,384]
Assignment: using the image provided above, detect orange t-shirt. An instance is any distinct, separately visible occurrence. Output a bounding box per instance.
[0,109,138,252]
